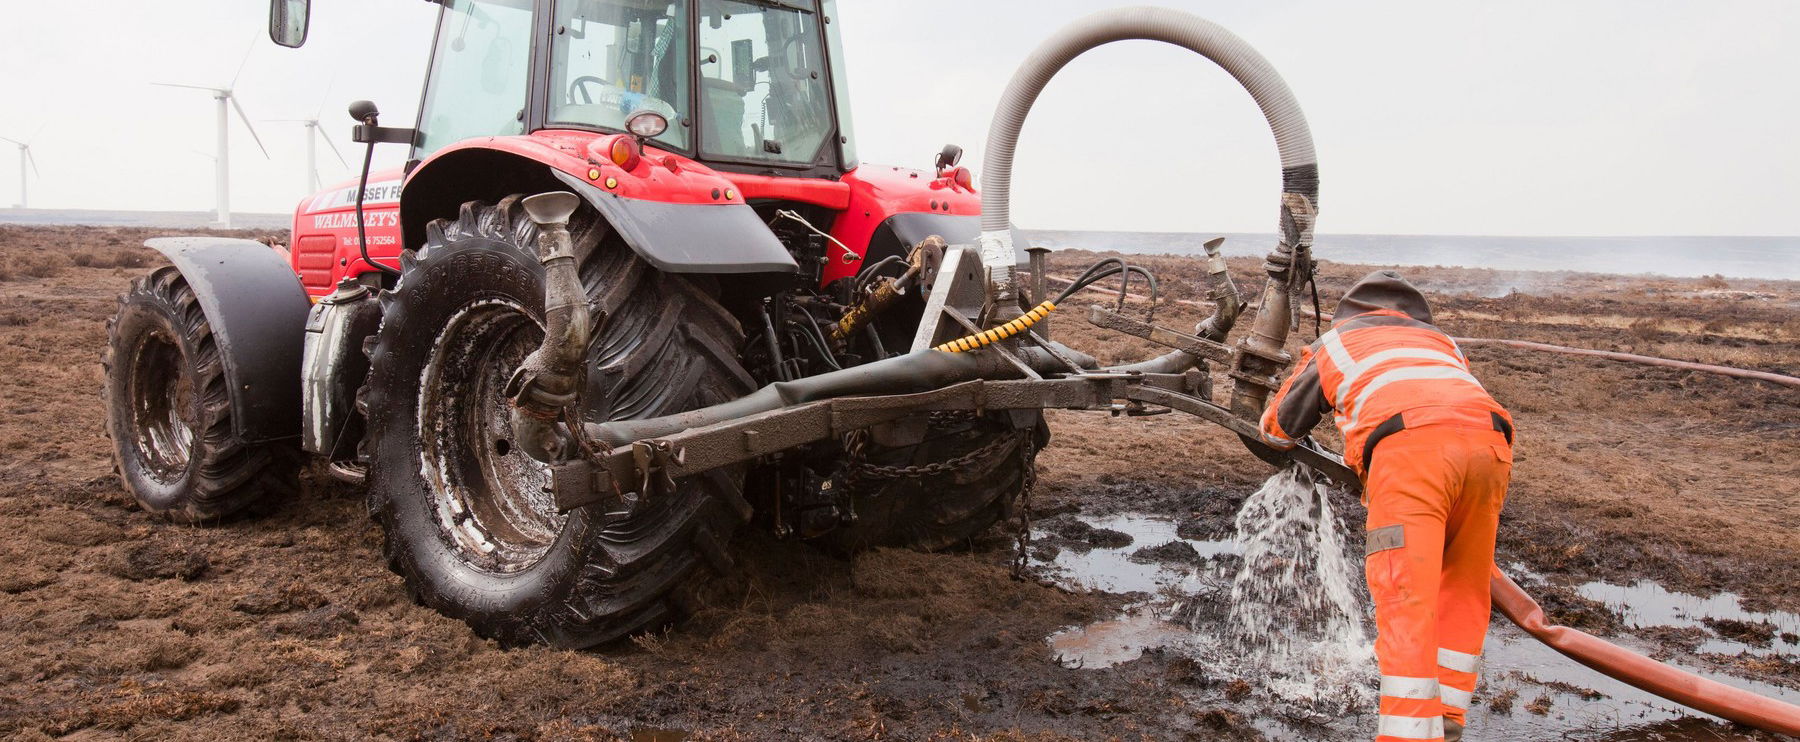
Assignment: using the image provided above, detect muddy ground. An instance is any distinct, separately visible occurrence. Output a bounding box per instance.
[0,225,1796,740]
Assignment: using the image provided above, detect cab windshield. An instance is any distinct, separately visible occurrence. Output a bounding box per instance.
[696,0,833,165]
[549,0,693,150]
[547,0,834,165]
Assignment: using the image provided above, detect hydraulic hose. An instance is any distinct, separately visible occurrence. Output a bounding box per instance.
[935,300,1056,352]
[1491,566,1800,735]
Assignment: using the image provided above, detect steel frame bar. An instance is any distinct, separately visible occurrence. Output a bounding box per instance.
[551,371,1356,513]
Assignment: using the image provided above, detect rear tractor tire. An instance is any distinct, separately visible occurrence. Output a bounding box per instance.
[103,267,297,522]
[361,196,755,648]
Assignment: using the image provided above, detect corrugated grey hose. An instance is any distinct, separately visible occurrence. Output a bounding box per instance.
[977,6,1320,318]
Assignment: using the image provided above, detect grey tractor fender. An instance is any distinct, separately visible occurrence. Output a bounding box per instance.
[550,168,797,274]
[145,237,310,444]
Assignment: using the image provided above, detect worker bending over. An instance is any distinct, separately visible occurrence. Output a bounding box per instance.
[1259,270,1513,742]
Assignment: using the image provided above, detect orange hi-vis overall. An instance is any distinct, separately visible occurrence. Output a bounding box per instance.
[1259,271,1514,742]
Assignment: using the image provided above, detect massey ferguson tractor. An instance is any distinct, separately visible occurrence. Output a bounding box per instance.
[95,0,1328,648]
[95,3,1800,732]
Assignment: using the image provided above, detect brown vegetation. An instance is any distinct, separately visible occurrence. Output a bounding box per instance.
[0,227,1795,739]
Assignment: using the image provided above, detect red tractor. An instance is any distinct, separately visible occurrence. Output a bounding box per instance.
[95,4,1800,734]
[105,0,1044,648]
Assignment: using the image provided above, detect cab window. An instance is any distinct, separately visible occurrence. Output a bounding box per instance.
[415,0,536,157]
[549,0,691,150]
[697,0,832,165]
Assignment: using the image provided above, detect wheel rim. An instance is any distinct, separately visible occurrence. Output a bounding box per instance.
[418,299,566,574]
[128,332,195,482]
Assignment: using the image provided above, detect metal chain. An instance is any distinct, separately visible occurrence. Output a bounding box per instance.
[840,428,870,485]
[1011,432,1038,580]
[926,410,978,427]
[850,431,1019,481]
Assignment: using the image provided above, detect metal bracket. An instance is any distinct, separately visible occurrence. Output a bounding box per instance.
[632,440,684,499]
[911,246,988,352]
[1085,305,1233,364]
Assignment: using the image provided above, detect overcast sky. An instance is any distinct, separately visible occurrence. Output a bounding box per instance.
[1,1,1795,236]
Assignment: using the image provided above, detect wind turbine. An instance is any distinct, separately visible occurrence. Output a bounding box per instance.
[269,116,349,193]
[154,53,269,229]
[0,130,41,209]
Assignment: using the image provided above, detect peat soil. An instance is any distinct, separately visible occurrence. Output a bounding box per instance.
[0,226,1796,740]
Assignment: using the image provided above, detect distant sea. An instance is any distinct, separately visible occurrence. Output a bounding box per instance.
[2,210,1792,281]
[1022,230,1800,282]
[0,208,290,231]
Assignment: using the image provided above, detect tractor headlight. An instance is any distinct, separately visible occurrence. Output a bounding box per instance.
[626,110,669,139]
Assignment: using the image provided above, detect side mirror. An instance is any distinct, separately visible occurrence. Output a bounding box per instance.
[270,0,311,49]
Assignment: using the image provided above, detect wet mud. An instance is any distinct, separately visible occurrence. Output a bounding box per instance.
[1,226,1797,739]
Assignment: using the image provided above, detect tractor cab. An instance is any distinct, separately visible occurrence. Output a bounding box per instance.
[281,0,855,177]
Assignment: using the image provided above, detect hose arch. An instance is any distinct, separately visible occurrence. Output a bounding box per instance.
[972,9,1800,735]
[977,6,1319,300]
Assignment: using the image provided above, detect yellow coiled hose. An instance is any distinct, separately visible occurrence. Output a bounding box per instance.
[933,300,1056,353]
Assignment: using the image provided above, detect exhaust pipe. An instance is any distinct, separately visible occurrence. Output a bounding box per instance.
[507,191,591,462]
[1195,237,1243,342]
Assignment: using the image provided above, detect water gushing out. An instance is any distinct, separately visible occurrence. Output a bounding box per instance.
[1213,467,1374,713]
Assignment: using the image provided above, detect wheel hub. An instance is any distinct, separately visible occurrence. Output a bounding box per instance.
[418,300,567,573]
[128,332,195,481]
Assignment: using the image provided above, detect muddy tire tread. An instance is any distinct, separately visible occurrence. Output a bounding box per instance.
[102,267,295,522]
[363,195,751,648]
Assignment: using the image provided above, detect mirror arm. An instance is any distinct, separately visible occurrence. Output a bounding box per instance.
[352,125,418,146]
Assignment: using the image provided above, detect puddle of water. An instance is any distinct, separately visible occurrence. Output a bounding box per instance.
[1473,620,1800,740]
[1579,579,1800,657]
[1045,512,1234,595]
[1041,514,1234,669]
[1047,605,1192,669]
[1037,492,1799,740]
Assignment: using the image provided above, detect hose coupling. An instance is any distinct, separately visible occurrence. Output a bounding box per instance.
[1195,237,1243,341]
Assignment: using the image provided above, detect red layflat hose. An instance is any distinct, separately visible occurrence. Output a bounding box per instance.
[1454,337,1800,389]
[1044,276,1800,388]
[1490,565,1800,735]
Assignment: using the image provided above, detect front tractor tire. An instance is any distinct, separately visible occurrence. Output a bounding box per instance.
[103,268,296,522]
[362,196,754,648]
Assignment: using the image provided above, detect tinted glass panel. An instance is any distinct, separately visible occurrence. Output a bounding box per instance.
[415,0,535,157]
[549,0,691,150]
[697,0,831,165]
